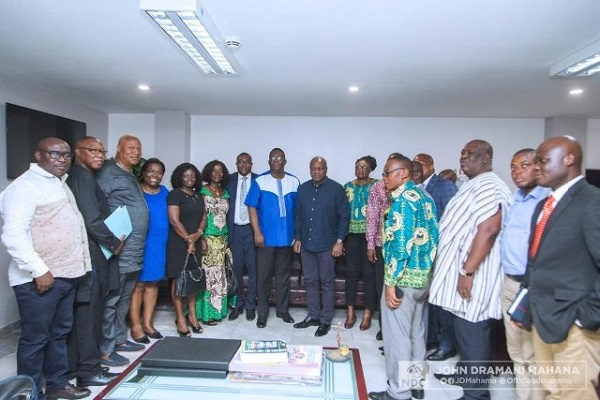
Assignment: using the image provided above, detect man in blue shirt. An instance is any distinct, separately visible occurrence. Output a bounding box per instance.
[500,148,548,400]
[292,157,349,336]
[245,148,300,328]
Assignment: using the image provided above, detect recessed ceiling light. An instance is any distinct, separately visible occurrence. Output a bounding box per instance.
[348,86,359,93]
[569,88,584,95]
[138,84,150,91]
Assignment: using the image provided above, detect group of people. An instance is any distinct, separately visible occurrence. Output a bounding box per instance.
[0,133,598,400]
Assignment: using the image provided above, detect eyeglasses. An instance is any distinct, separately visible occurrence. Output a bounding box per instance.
[381,167,404,177]
[355,165,370,171]
[270,156,284,161]
[44,151,72,160]
[78,147,108,157]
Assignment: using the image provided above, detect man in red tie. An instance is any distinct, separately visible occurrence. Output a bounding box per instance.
[523,135,600,399]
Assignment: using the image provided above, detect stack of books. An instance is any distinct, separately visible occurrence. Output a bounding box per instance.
[228,340,324,385]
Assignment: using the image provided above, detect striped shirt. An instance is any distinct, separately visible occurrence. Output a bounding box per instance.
[429,172,511,322]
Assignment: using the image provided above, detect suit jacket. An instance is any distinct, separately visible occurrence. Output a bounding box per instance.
[525,179,600,343]
[225,172,258,245]
[425,173,458,220]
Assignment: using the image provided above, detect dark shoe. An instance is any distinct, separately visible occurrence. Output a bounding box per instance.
[293,317,320,329]
[246,309,256,321]
[359,317,372,331]
[116,340,145,352]
[427,348,457,361]
[187,316,204,333]
[46,384,91,399]
[132,334,150,344]
[368,390,406,400]
[276,312,295,323]
[101,352,129,367]
[257,316,267,328]
[426,342,437,351]
[76,370,120,387]
[376,330,383,340]
[434,373,461,386]
[411,389,424,399]
[228,308,242,321]
[144,329,163,339]
[314,323,331,337]
[378,346,384,351]
[66,371,77,380]
[344,315,356,329]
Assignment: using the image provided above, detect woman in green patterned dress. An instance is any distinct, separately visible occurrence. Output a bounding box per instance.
[196,160,234,325]
[343,155,378,330]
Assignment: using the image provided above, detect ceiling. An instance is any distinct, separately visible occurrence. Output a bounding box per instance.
[1,0,600,118]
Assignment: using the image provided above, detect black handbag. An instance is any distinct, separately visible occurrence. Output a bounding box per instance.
[174,253,205,297]
[225,247,238,296]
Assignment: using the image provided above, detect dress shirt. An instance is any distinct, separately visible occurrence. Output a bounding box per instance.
[295,177,349,252]
[500,186,550,276]
[0,163,91,286]
[366,180,390,250]
[234,174,252,225]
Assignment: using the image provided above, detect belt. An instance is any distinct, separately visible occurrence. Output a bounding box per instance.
[235,223,250,227]
[506,273,525,282]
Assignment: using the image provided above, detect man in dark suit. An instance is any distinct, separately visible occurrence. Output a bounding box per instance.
[524,136,600,399]
[225,152,258,321]
[413,153,458,361]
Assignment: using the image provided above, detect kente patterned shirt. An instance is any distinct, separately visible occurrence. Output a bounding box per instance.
[344,179,377,234]
[383,180,438,289]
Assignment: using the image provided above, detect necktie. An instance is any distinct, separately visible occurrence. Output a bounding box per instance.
[240,176,248,221]
[529,195,555,258]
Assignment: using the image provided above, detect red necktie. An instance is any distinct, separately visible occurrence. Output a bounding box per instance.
[529,195,555,258]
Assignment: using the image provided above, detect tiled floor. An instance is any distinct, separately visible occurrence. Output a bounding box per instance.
[0,308,516,399]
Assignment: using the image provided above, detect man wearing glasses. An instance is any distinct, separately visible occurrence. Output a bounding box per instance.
[66,137,124,387]
[225,152,258,321]
[245,148,300,328]
[0,137,92,399]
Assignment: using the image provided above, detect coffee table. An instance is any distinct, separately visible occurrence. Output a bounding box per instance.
[95,346,367,399]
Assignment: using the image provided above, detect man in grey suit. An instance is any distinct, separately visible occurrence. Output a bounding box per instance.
[225,152,258,321]
[522,136,600,399]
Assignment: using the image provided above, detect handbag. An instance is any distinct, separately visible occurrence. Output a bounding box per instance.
[174,253,205,297]
[225,247,238,296]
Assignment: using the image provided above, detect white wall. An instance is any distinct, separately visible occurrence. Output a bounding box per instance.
[0,78,108,328]
[190,116,545,186]
[108,114,155,158]
[587,119,600,169]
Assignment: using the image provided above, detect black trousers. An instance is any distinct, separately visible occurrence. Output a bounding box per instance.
[256,246,292,318]
[67,272,104,378]
[344,234,376,309]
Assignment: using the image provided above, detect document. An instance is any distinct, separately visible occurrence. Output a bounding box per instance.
[100,206,132,259]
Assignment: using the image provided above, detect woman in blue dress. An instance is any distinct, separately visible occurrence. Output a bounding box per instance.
[129,158,169,343]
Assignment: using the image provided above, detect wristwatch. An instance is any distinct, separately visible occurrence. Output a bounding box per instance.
[459,268,474,277]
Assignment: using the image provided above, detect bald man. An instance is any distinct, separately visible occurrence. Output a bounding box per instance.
[521,136,600,399]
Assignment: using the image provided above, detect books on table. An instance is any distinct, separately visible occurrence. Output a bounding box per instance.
[229,343,323,380]
[238,340,289,364]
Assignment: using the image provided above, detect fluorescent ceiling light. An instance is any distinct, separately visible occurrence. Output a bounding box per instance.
[550,40,600,77]
[140,0,238,76]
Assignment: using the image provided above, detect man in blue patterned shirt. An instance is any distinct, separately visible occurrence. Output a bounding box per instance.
[369,154,439,400]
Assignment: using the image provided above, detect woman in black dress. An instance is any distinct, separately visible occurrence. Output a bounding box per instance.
[167,163,207,337]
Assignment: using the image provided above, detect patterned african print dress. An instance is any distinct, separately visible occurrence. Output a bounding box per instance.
[195,186,235,321]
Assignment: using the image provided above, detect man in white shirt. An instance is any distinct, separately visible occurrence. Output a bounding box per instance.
[0,137,91,400]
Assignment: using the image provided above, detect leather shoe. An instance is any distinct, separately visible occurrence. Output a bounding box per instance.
[367,390,407,400]
[228,308,242,321]
[276,312,295,323]
[116,340,145,352]
[145,330,163,339]
[257,316,267,328]
[132,335,150,344]
[314,323,331,337]
[46,384,91,399]
[101,352,129,367]
[76,370,120,387]
[246,309,256,321]
[411,389,424,399]
[293,317,320,329]
[434,373,461,386]
[427,348,456,361]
